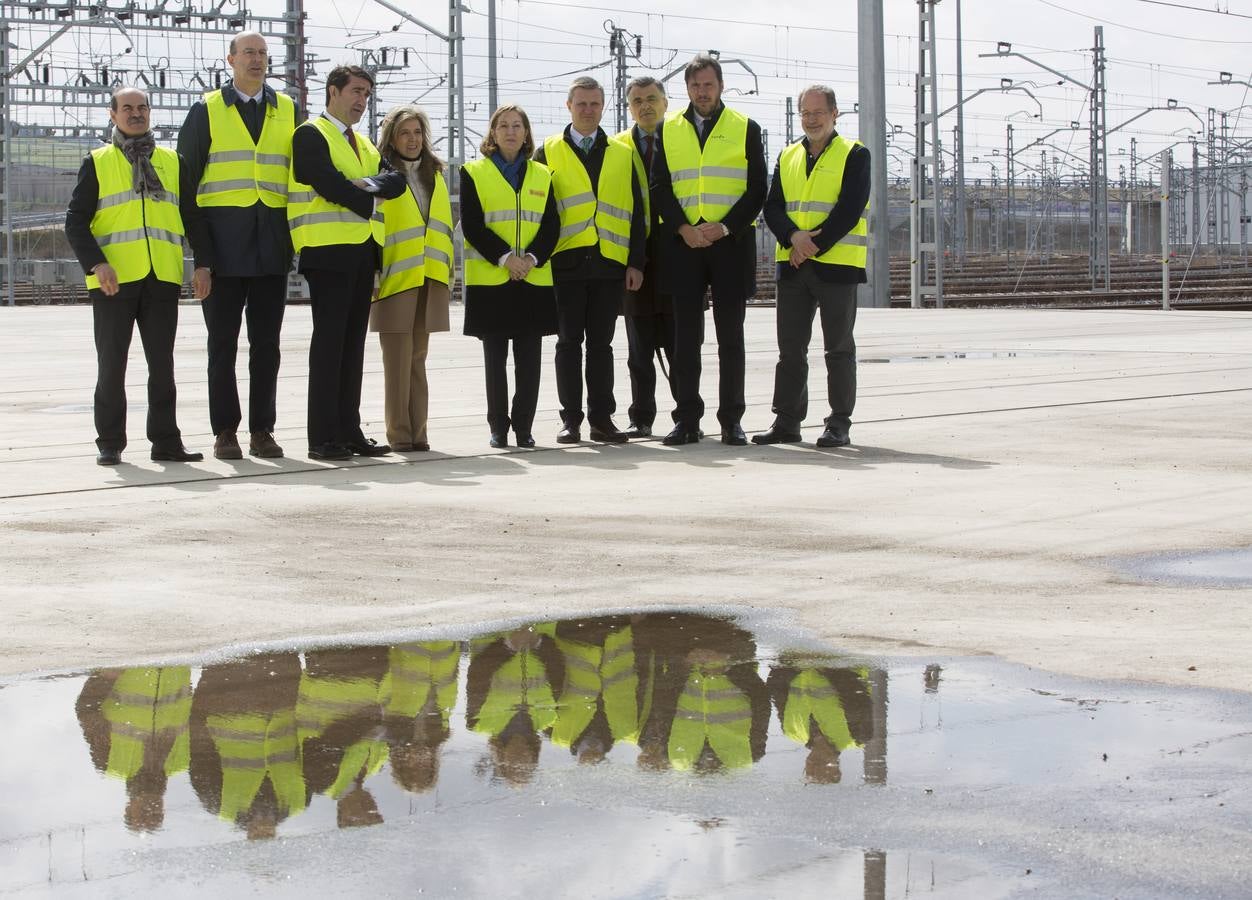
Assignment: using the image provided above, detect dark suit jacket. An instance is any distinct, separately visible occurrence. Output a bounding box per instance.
[290,118,406,273]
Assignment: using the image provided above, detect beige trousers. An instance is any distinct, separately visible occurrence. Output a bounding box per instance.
[371,285,446,446]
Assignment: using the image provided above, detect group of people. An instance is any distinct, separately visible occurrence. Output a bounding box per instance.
[66,31,870,465]
[75,613,876,835]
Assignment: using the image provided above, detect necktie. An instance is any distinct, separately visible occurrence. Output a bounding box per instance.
[643,134,655,173]
[244,98,260,142]
[345,127,360,159]
[699,118,711,143]
[579,135,593,154]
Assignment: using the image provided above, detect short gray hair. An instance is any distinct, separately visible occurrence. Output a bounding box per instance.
[567,76,604,103]
[797,84,837,112]
[625,75,666,97]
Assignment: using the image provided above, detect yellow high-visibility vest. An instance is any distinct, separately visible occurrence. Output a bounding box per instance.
[101,667,192,780]
[542,132,635,264]
[469,650,557,735]
[206,709,307,822]
[461,157,554,287]
[287,116,385,252]
[613,127,652,234]
[85,144,185,291]
[780,669,862,749]
[424,171,455,286]
[661,106,749,225]
[377,185,427,300]
[382,641,460,726]
[667,666,753,770]
[550,627,640,748]
[197,89,295,208]
[774,134,868,268]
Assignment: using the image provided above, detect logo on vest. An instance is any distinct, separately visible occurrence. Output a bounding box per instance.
[528,189,546,198]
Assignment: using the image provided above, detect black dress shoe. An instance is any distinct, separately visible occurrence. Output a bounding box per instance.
[96,448,121,466]
[151,445,204,462]
[588,420,629,443]
[751,424,803,445]
[556,425,581,444]
[624,422,652,439]
[662,424,701,446]
[309,443,351,461]
[344,437,391,456]
[720,424,748,446]
[515,433,536,448]
[489,432,509,448]
[816,426,851,448]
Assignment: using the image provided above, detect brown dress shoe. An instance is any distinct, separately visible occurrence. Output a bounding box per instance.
[214,431,243,460]
[249,431,284,458]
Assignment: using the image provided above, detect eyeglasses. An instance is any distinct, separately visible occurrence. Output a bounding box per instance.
[236,48,269,59]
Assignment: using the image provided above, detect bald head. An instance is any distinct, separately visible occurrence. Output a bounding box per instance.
[228,31,269,95]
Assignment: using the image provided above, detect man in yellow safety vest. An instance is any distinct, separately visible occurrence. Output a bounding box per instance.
[651,54,767,447]
[754,84,870,449]
[178,31,298,460]
[65,86,213,466]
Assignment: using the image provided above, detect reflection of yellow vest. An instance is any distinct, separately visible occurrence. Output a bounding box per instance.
[773,135,867,268]
[668,667,752,770]
[613,128,653,234]
[287,116,384,252]
[461,157,554,287]
[551,627,640,748]
[470,650,557,735]
[542,133,635,264]
[101,667,192,779]
[662,106,749,225]
[198,89,294,208]
[297,671,387,800]
[86,145,185,290]
[207,709,306,821]
[780,669,865,749]
[383,642,460,727]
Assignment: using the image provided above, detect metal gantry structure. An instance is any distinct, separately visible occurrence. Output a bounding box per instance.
[909,0,943,309]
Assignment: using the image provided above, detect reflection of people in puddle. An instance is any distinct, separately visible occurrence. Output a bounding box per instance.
[76,666,193,832]
[381,641,460,793]
[466,625,565,786]
[767,660,873,784]
[549,616,644,764]
[190,654,308,840]
[633,614,769,773]
[298,646,391,828]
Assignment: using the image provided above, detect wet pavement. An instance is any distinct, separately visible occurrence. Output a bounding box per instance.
[2,611,1250,898]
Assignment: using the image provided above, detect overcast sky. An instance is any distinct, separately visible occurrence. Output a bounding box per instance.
[23,0,1252,180]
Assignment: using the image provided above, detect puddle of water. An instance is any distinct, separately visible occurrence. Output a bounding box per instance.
[1116,548,1252,587]
[1,611,1249,898]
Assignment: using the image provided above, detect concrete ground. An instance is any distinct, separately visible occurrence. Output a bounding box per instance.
[1,303,1249,689]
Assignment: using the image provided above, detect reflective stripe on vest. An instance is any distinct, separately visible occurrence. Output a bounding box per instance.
[668,668,753,770]
[542,132,635,264]
[206,710,306,822]
[296,672,383,744]
[383,641,460,726]
[287,117,385,252]
[86,145,185,290]
[198,89,295,208]
[613,128,652,235]
[662,107,749,225]
[774,135,868,268]
[781,669,858,749]
[102,667,192,780]
[377,185,427,299]
[461,157,554,288]
[424,172,455,286]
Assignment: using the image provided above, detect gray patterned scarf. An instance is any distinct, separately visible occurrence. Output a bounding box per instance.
[111,126,165,198]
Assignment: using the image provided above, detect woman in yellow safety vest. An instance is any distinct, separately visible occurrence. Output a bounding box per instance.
[460,105,560,449]
[370,105,455,452]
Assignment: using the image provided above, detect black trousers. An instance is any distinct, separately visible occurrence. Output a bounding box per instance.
[669,237,749,429]
[481,334,542,437]
[625,309,676,428]
[202,273,286,435]
[303,245,376,448]
[553,278,621,427]
[91,276,182,452]
[771,268,858,431]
